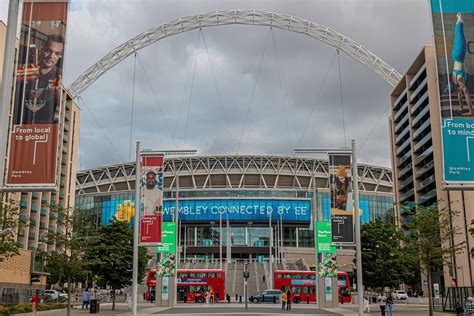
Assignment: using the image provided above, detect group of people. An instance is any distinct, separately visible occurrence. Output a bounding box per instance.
[455,295,474,315]
[204,289,220,304]
[377,291,394,316]
[281,289,293,311]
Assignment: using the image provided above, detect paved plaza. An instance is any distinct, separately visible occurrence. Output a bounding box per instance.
[34,302,451,316]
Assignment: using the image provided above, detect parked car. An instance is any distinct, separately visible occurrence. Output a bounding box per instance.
[249,289,281,303]
[44,290,60,299]
[394,290,408,300]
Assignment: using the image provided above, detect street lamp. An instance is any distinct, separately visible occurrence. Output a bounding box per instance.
[294,140,364,315]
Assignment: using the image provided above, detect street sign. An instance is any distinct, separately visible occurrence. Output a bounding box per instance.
[331,215,354,243]
[156,222,176,253]
[317,222,336,254]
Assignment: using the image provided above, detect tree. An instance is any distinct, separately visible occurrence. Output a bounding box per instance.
[402,202,465,316]
[0,199,22,262]
[84,219,150,310]
[43,206,93,316]
[357,219,407,289]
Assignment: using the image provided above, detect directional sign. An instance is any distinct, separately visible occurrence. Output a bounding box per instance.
[331,215,354,243]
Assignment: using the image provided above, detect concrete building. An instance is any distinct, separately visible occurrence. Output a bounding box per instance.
[389,45,474,288]
[0,20,80,293]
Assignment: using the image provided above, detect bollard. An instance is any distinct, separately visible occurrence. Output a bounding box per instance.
[262,294,265,303]
[239,296,242,303]
[274,296,277,304]
[307,296,309,304]
[236,294,238,301]
[227,294,230,303]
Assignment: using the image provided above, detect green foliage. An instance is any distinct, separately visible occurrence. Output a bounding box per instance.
[83,219,150,309]
[0,199,22,262]
[0,303,66,315]
[357,219,407,289]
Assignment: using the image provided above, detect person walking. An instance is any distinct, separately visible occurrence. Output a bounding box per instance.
[281,291,287,310]
[82,288,90,310]
[205,290,210,305]
[216,291,220,304]
[386,291,394,316]
[378,292,386,316]
[209,289,214,304]
[286,289,292,311]
[31,290,41,316]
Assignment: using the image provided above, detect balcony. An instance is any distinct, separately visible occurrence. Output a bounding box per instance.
[41,208,47,216]
[415,146,434,166]
[400,188,415,203]
[30,205,38,213]
[398,164,413,179]
[19,214,28,223]
[410,77,427,102]
[395,115,410,134]
[395,125,410,145]
[414,132,432,153]
[398,175,413,189]
[62,145,68,154]
[32,192,39,200]
[412,118,431,140]
[29,218,36,226]
[40,222,47,229]
[409,64,427,88]
[393,89,408,111]
[65,112,70,121]
[20,200,28,208]
[410,92,429,115]
[28,232,35,240]
[396,138,411,156]
[18,229,25,237]
[394,101,408,123]
[412,104,430,128]
[418,189,437,205]
[63,135,69,143]
[64,123,70,132]
[397,152,412,168]
[416,160,435,179]
[417,174,436,191]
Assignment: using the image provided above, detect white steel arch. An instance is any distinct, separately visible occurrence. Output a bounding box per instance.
[67,10,402,98]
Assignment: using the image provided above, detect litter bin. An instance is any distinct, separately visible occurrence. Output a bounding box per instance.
[90,299,100,314]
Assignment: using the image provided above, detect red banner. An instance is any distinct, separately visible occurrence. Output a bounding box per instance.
[6,1,68,187]
[139,154,164,245]
[139,215,163,244]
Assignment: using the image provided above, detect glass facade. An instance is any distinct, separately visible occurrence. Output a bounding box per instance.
[75,189,394,250]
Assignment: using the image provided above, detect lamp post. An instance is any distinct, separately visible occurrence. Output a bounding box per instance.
[294,141,363,315]
[132,147,197,314]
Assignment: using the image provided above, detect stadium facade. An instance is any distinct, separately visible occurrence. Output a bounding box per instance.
[75,155,394,270]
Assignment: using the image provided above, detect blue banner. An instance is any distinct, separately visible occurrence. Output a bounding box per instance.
[162,199,311,222]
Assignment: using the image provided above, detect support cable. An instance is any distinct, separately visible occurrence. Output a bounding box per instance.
[201,29,238,154]
[358,103,391,152]
[237,28,272,154]
[297,50,338,147]
[271,28,293,153]
[79,96,125,163]
[183,29,201,148]
[128,52,137,161]
[136,55,178,148]
[337,49,347,147]
[174,30,201,142]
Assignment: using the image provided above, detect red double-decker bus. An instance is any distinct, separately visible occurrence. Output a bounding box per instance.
[146,269,225,303]
[273,270,351,303]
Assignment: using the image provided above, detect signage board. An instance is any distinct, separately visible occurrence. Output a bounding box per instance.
[5,1,69,188]
[429,0,474,185]
[331,215,354,243]
[156,222,176,253]
[316,222,336,254]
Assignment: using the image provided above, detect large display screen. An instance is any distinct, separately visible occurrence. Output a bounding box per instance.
[6,1,69,187]
[162,199,311,222]
[430,0,474,185]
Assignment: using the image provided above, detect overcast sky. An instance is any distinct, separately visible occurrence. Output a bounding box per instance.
[1,0,432,170]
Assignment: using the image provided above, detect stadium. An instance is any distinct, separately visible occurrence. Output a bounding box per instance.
[75,154,394,271]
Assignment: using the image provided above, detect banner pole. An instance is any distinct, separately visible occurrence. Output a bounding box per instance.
[352,139,363,316]
[132,141,141,315]
[313,168,319,307]
[0,0,20,189]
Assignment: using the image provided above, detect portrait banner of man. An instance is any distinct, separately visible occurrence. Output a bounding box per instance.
[139,154,164,245]
[5,1,69,187]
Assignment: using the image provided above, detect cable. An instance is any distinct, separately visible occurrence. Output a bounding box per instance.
[337,49,347,147]
[201,29,238,154]
[183,29,201,148]
[136,55,178,148]
[174,30,201,143]
[297,50,338,147]
[79,96,126,163]
[128,52,137,162]
[359,103,391,152]
[271,28,293,153]
[237,28,272,154]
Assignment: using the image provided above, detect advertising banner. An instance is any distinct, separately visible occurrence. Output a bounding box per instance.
[430,0,474,185]
[157,222,176,253]
[316,221,336,254]
[156,253,176,277]
[139,155,164,245]
[328,154,354,243]
[6,1,68,187]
